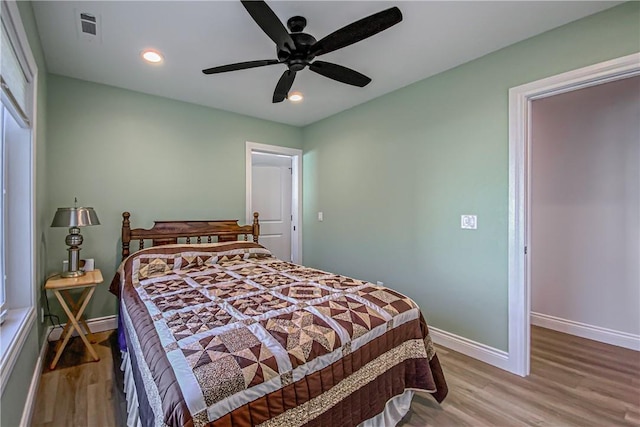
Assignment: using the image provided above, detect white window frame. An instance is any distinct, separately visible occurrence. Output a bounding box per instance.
[0,106,7,324]
[0,0,38,394]
[0,105,5,322]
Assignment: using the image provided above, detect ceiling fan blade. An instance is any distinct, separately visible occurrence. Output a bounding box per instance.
[310,7,402,57]
[241,0,295,53]
[273,70,296,103]
[202,59,279,75]
[309,61,371,87]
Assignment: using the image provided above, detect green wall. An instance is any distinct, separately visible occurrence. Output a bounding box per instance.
[2,2,638,424]
[45,76,302,320]
[1,2,49,426]
[301,2,640,351]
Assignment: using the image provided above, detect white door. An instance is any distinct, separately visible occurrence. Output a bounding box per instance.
[251,152,292,261]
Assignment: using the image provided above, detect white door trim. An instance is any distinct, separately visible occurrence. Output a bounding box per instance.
[246,141,303,263]
[508,52,640,376]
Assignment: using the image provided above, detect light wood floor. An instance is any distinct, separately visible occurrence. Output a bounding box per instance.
[31,331,117,427]
[399,326,640,426]
[31,326,640,426]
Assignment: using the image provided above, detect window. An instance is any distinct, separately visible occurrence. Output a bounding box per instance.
[0,0,38,392]
[1,104,32,319]
[0,106,7,325]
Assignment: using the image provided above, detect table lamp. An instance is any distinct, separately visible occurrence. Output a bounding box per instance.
[51,202,100,277]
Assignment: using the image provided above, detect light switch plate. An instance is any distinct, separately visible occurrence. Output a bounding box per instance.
[461,215,477,229]
[318,212,323,222]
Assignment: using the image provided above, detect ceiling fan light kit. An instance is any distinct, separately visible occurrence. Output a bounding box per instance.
[202,1,403,103]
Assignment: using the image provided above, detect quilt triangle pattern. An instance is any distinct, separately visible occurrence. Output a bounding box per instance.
[192,271,237,287]
[229,292,293,315]
[204,281,261,300]
[315,296,386,339]
[179,255,214,271]
[138,257,174,279]
[253,259,298,271]
[249,273,295,288]
[262,310,340,368]
[166,304,236,341]
[357,287,415,316]
[152,289,212,312]
[278,283,332,301]
[141,278,189,296]
[228,265,273,278]
[286,268,331,281]
[317,275,367,290]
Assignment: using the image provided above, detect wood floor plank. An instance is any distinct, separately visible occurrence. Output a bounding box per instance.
[31,369,59,425]
[30,326,640,426]
[51,369,79,426]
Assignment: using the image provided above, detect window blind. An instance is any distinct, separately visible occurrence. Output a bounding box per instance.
[1,21,30,126]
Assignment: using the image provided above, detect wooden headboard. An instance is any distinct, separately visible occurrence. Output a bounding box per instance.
[121,211,260,260]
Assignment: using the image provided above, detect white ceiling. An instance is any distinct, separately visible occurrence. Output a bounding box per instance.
[32,1,619,126]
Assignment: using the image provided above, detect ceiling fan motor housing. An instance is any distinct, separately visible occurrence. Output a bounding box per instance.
[281,29,317,71]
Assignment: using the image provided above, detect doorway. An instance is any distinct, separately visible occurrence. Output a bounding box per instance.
[246,141,302,263]
[529,76,639,350]
[507,53,640,376]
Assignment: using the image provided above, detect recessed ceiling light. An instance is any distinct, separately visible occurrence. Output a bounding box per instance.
[288,91,303,103]
[141,49,163,64]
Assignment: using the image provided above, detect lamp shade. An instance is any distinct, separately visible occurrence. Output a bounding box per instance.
[51,207,100,228]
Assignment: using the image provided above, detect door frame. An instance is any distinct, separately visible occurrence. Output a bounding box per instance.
[507,52,640,377]
[246,141,303,263]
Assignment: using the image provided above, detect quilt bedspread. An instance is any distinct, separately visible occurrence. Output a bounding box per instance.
[111,241,447,427]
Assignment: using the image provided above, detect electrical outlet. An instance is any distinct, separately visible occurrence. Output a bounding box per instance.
[318,212,324,222]
[461,215,477,230]
[376,281,384,286]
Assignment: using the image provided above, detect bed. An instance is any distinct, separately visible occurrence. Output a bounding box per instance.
[110,211,447,427]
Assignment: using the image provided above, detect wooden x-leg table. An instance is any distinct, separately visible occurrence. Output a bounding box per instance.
[44,269,103,369]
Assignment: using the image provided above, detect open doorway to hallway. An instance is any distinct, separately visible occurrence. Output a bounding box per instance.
[246,142,302,263]
[529,76,639,353]
[508,53,639,377]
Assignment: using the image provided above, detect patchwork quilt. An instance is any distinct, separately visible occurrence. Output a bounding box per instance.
[111,241,447,427]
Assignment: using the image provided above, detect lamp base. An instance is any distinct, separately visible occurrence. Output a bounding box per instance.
[64,229,85,278]
[61,269,86,278]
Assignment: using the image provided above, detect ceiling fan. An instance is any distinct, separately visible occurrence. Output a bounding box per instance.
[202,1,403,103]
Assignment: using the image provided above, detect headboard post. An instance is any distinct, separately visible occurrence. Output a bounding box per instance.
[252,212,260,243]
[122,212,131,260]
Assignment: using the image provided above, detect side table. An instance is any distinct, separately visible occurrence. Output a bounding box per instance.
[44,269,103,369]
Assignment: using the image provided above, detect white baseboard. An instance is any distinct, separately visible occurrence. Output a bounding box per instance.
[47,315,118,342]
[429,326,511,371]
[19,326,49,427]
[531,312,640,351]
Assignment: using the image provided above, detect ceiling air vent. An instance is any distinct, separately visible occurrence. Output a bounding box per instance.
[80,13,97,35]
[75,10,101,42]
